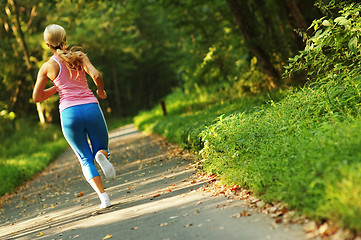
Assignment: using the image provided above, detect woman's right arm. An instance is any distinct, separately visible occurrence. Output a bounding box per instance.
[82,55,107,99]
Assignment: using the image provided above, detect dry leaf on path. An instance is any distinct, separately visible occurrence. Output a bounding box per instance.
[103,234,112,239]
[75,192,84,197]
[230,210,251,218]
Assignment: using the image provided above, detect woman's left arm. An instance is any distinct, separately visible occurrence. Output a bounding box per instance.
[33,62,57,102]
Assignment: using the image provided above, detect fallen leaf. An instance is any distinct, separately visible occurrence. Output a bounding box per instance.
[159,222,168,227]
[274,217,283,224]
[76,192,84,197]
[241,210,251,216]
[268,206,278,213]
[184,223,193,228]
[319,222,338,236]
[36,232,43,237]
[256,200,265,208]
[153,193,161,198]
[103,234,112,239]
[230,210,251,218]
[131,226,138,230]
[304,221,318,233]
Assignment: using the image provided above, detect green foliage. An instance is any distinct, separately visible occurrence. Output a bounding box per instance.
[285,3,361,83]
[0,109,16,139]
[136,80,361,232]
[160,0,271,92]
[0,119,68,196]
[134,87,284,150]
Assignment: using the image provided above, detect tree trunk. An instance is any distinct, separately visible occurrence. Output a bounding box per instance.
[5,1,31,70]
[6,0,45,124]
[285,0,307,30]
[225,0,282,88]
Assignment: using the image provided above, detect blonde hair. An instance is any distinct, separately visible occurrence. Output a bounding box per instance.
[44,24,84,72]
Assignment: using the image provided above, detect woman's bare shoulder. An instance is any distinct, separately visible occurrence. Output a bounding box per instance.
[47,58,59,66]
[42,58,60,80]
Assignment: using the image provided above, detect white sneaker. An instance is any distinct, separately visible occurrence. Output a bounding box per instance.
[95,152,116,179]
[99,201,111,209]
[99,192,111,209]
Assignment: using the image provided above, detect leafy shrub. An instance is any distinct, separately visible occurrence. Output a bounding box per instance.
[0,119,68,196]
[0,109,16,140]
[134,87,279,150]
[199,3,361,231]
[285,3,361,84]
[199,83,361,230]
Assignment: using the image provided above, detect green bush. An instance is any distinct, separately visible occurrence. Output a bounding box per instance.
[134,87,279,150]
[198,4,361,229]
[0,119,68,196]
[137,82,361,231]
[286,3,361,84]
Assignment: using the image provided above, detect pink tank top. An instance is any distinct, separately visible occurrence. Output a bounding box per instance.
[51,55,98,112]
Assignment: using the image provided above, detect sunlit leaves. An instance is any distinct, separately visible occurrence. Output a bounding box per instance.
[348,36,358,54]
[334,16,350,26]
[322,20,332,26]
[285,3,361,82]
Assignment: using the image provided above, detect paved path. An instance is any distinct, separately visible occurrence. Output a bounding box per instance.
[0,124,307,240]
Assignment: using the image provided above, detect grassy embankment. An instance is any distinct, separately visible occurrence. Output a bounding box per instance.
[134,83,361,233]
[0,117,131,197]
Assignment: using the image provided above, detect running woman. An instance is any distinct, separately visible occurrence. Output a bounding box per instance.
[33,24,116,209]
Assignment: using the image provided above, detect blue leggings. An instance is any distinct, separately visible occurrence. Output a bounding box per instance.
[60,103,109,181]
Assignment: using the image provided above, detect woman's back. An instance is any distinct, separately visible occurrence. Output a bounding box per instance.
[51,54,98,112]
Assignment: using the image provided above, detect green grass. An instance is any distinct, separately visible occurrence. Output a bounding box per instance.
[135,87,286,150]
[0,119,68,196]
[134,83,361,233]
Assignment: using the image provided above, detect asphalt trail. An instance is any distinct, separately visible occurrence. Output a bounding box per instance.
[0,124,307,240]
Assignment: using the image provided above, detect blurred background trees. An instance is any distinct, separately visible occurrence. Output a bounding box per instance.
[0,0,350,127]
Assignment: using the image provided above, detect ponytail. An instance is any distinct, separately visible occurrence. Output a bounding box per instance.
[56,44,85,72]
[44,24,85,76]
